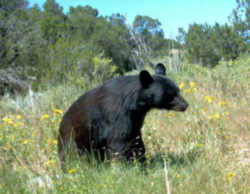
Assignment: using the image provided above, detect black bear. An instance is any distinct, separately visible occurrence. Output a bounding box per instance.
[58,63,188,167]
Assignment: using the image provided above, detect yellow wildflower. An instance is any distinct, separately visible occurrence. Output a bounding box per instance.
[214,113,220,119]
[207,113,220,120]
[53,108,63,115]
[40,114,49,121]
[178,82,185,89]
[48,138,58,145]
[16,115,22,119]
[168,112,175,117]
[218,101,228,107]
[184,88,192,94]
[195,143,202,147]
[12,123,18,128]
[189,81,196,88]
[68,168,77,174]
[52,139,58,145]
[23,140,29,145]
[201,108,207,115]
[227,173,235,183]
[204,96,216,103]
[2,116,13,125]
[45,160,55,166]
[7,119,13,125]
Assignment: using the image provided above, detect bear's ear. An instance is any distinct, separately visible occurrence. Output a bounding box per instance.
[139,70,153,88]
[155,63,166,76]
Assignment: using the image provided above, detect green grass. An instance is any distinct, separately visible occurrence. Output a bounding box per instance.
[0,56,249,193]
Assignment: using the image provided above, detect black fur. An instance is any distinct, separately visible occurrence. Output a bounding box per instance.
[58,63,188,167]
[155,63,166,75]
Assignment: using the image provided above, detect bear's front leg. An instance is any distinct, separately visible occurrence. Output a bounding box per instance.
[106,127,146,164]
[108,135,146,163]
[125,136,146,164]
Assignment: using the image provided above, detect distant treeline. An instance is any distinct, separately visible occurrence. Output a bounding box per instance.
[0,0,249,83]
[179,0,249,67]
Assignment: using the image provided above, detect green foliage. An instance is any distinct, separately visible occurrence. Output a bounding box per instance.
[181,1,249,67]
[0,0,249,92]
[37,38,116,88]
[64,53,116,88]
[92,53,117,81]
[43,0,63,16]
[90,18,134,73]
[184,23,247,67]
[0,0,28,13]
[68,5,99,41]
[133,15,163,38]
[40,0,67,44]
[132,15,181,57]
[229,0,249,43]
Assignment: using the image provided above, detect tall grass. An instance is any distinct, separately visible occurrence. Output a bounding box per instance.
[0,56,249,193]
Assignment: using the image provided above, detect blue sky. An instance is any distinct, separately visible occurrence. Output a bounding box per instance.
[28,0,237,39]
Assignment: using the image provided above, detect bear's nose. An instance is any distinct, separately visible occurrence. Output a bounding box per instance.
[181,102,188,111]
[173,95,189,112]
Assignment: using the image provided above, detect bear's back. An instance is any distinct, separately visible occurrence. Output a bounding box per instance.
[60,75,140,130]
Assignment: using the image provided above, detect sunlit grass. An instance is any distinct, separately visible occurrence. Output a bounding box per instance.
[0,56,249,193]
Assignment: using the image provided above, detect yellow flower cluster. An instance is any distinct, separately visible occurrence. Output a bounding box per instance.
[201,97,229,120]
[68,168,77,174]
[40,108,63,122]
[2,116,13,125]
[204,111,229,120]
[178,81,198,94]
[204,96,229,108]
[176,80,230,122]
[2,115,25,127]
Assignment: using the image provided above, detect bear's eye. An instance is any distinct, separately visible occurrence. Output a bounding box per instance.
[165,92,176,102]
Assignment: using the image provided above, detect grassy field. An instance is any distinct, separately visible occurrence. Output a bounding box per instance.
[0,56,249,194]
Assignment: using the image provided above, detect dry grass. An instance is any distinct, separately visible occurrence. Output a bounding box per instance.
[0,56,249,193]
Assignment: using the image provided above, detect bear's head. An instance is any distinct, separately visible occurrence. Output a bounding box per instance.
[137,63,188,112]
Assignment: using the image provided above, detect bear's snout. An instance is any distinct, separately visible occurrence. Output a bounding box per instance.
[170,95,189,112]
